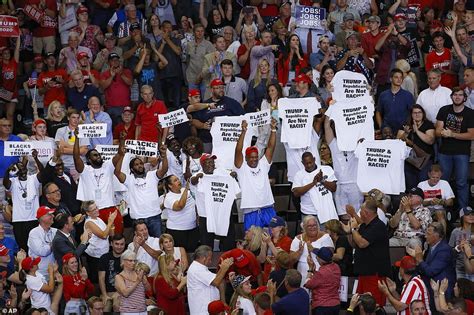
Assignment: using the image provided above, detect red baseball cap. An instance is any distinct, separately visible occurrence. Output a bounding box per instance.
[251,285,268,296]
[0,245,9,257]
[36,206,55,219]
[76,6,88,14]
[62,252,75,264]
[230,248,250,268]
[430,20,443,29]
[395,256,417,270]
[33,55,43,63]
[210,79,225,87]
[394,13,407,20]
[33,118,46,128]
[76,51,89,60]
[208,300,230,315]
[123,106,133,114]
[188,89,201,97]
[245,146,259,156]
[200,153,217,165]
[21,257,41,271]
[294,73,312,84]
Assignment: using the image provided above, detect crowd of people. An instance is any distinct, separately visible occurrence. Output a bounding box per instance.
[0,0,473,314]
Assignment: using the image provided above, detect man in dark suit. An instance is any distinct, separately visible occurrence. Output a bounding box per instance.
[414,221,456,310]
[51,213,90,269]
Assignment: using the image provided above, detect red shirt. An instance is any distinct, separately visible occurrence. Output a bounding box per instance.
[361,30,385,59]
[257,3,278,17]
[113,121,136,141]
[153,276,186,315]
[219,250,261,283]
[37,68,68,107]
[135,100,168,142]
[237,40,261,80]
[1,59,18,98]
[25,0,57,37]
[100,68,132,107]
[425,48,457,89]
[263,236,292,283]
[63,274,94,301]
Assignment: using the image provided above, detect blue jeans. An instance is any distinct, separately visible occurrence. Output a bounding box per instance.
[139,214,162,238]
[438,153,469,208]
[106,106,124,129]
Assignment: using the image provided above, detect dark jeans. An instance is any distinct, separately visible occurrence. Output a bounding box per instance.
[137,214,162,238]
[198,216,236,251]
[404,160,432,191]
[166,227,199,253]
[312,305,340,315]
[438,153,469,208]
[12,220,38,251]
[160,77,182,110]
[106,106,124,129]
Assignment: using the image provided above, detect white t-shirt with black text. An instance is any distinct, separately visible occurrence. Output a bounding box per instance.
[163,188,197,230]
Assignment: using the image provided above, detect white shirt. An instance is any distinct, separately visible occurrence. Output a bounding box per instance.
[290,234,334,286]
[284,129,321,182]
[9,175,41,222]
[163,188,197,230]
[328,139,358,184]
[237,296,257,315]
[27,226,57,277]
[187,260,219,315]
[55,126,89,171]
[235,157,274,211]
[417,179,455,201]
[166,149,186,184]
[85,217,110,258]
[128,237,161,275]
[194,168,235,217]
[26,273,52,311]
[123,171,162,219]
[292,166,338,223]
[416,85,452,124]
[77,160,115,209]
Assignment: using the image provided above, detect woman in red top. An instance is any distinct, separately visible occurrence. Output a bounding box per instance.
[153,254,187,315]
[277,34,308,87]
[62,253,94,314]
[0,36,20,126]
[261,216,292,283]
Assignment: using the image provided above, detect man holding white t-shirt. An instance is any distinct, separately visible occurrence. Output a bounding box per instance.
[73,128,123,234]
[234,119,277,231]
[292,152,338,224]
[114,134,169,237]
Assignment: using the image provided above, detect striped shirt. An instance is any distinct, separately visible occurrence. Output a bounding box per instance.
[118,274,147,313]
[399,275,431,315]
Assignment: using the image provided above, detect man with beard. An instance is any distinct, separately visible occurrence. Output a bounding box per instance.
[73,128,123,234]
[191,153,240,250]
[3,161,41,251]
[435,87,474,209]
[114,133,168,237]
[192,79,245,153]
[234,119,277,230]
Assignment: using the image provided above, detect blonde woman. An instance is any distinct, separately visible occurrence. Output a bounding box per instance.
[395,59,418,99]
[153,254,186,315]
[159,233,188,271]
[247,59,278,112]
[229,274,255,315]
[45,100,68,138]
[239,225,267,264]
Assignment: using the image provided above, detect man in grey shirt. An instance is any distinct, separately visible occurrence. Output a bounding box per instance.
[221,59,247,109]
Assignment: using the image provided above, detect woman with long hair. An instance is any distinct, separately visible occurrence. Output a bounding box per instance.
[318,64,336,105]
[256,83,285,162]
[396,104,435,189]
[115,250,151,315]
[235,6,265,38]
[277,34,308,86]
[324,219,353,276]
[159,233,188,271]
[161,176,198,252]
[153,254,187,315]
[182,136,204,181]
[45,101,68,138]
[247,59,278,112]
[62,253,94,314]
[71,6,104,56]
[229,274,255,314]
[27,119,56,173]
[199,2,232,38]
[146,14,162,47]
[449,208,474,281]
[395,59,418,98]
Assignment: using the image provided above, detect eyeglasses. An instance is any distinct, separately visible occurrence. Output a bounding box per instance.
[124,259,137,262]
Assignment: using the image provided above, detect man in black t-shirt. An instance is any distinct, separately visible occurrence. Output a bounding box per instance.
[98,234,125,313]
[435,87,474,209]
[344,199,391,307]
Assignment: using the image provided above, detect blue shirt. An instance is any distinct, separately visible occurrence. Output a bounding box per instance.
[66,85,102,112]
[84,111,113,149]
[272,288,310,315]
[0,237,18,274]
[309,50,336,69]
[377,87,414,132]
[0,134,21,177]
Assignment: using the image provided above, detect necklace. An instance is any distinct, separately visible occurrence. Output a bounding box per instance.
[19,180,27,198]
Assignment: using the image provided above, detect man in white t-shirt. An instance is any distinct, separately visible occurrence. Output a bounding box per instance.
[324,115,363,219]
[187,245,234,315]
[27,206,57,279]
[292,152,338,224]
[234,119,277,231]
[73,128,123,234]
[417,164,454,232]
[115,136,168,237]
[416,69,452,124]
[127,220,162,275]
[191,153,240,250]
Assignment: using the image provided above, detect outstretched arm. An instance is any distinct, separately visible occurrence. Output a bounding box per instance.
[234,120,247,169]
[114,132,127,183]
[73,128,85,173]
[264,118,277,163]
